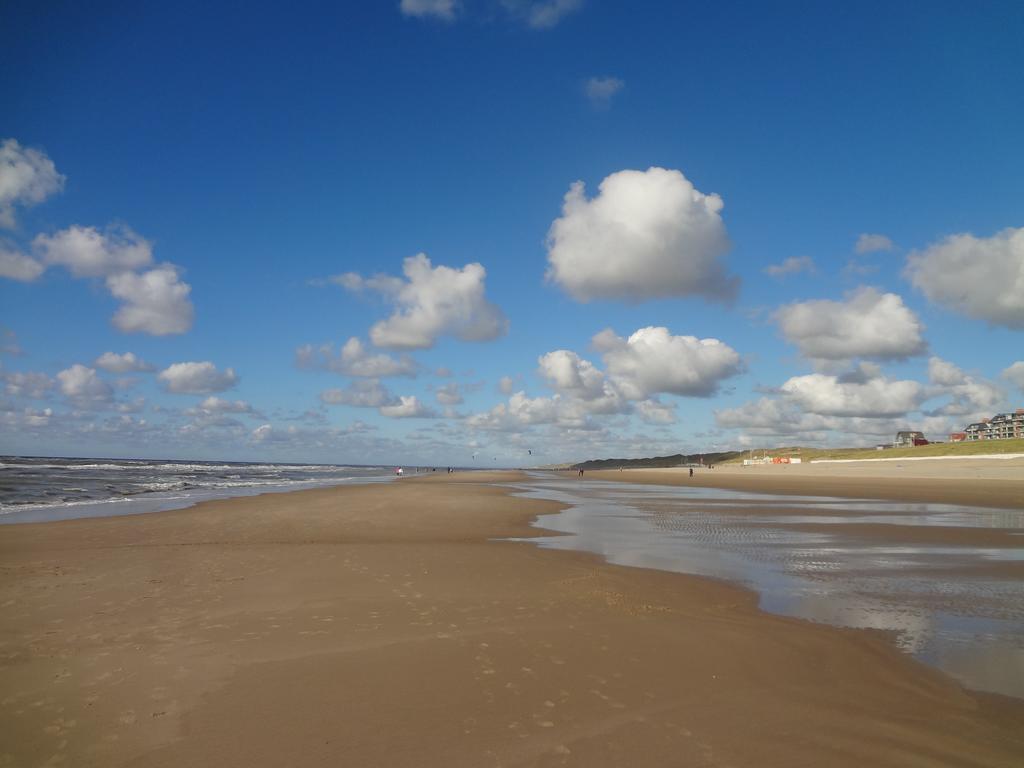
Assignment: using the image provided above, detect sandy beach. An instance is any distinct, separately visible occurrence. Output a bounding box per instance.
[2,469,1023,767]
[587,456,1024,509]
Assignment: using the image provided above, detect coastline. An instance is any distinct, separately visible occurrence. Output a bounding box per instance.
[1,472,1022,766]
[583,456,1024,509]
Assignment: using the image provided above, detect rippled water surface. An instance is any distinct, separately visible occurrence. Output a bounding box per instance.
[0,456,397,523]
[509,474,1024,699]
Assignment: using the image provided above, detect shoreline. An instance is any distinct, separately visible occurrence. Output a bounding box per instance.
[581,456,1024,510]
[2,473,1022,766]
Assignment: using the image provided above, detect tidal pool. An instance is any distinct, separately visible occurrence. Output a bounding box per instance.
[507,474,1024,699]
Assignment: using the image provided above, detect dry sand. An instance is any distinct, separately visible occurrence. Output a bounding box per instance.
[588,456,1024,509]
[2,470,1023,767]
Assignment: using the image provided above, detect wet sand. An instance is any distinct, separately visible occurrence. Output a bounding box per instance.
[2,471,1023,767]
[587,456,1024,509]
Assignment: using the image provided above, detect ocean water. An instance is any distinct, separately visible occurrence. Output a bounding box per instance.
[0,455,397,524]
[510,474,1024,699]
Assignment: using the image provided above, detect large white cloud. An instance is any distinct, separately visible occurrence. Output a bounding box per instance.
[545,167,738,303]
[905,227,1024,328]
[33,225,152,277]
[715,357,1006,445]
[399,0,456,20]
[158,361,238,394]
[925,357,1004,418]
[592,326,744,398]
[716,397,833,435]
[296,338,417,377]
[536,349,628,415]
[57,364,114,405]
[780,372,924,417]
[0,138,65,228]
[775,287,927,362]
[537,350,606,399]
[715,396,934,443]
[468,328,741,433]
[0,241,44,281]
[379,395,437,419]
[341,253,508,349]
[94,351,155,373]
[22,224,194,335]
[468,391,562,431]
[106,264,194,335]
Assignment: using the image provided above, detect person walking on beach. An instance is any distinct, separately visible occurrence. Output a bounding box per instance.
[689,467,694,478]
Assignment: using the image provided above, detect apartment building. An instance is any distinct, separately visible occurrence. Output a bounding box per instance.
[960,408,1024,441]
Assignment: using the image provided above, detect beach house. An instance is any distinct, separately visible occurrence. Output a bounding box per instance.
[894,430,928,447]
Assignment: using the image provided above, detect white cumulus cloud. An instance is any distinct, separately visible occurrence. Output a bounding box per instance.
[545,167,738,303]
[0,241,44,281]
[57,364,114,405]
[780,372,924,417]
[536,349,627,414]
[33,225,152,278]
[537,350,606,399]
[925,357,1004,418]
[592,326,744,398]
[905,227,1024,329]
[94,351,155,373]
[26,225,194,335]
[468,391,562,431]
[342,253,508,350]
[158,361,238,394]
[775,287,926,362]
[106,264,194,335]
[379,395,437,419]
[0,138,65,228]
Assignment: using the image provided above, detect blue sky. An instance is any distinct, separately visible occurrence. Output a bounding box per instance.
[2,0,1023,464]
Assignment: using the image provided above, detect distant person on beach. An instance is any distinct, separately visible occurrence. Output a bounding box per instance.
[689,467,693,478]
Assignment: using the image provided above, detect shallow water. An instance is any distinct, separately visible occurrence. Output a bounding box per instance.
[508,474,1024,699]
[0,456,397,524]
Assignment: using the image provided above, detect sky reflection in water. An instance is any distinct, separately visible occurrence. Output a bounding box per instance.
[508,476,1024,699]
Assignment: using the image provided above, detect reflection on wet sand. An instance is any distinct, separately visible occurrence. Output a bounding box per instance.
[510,475,1024,699]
